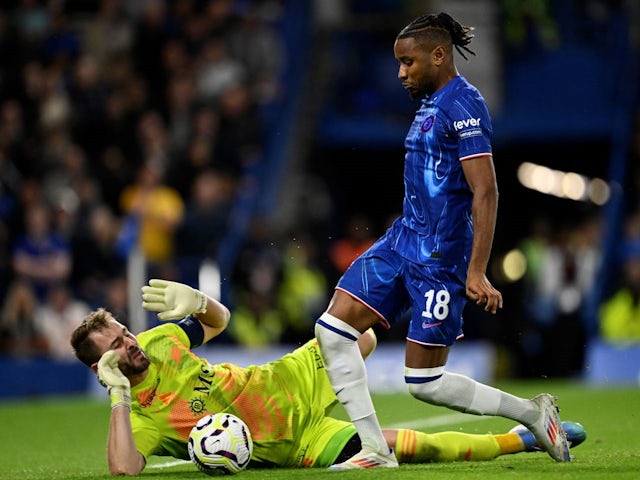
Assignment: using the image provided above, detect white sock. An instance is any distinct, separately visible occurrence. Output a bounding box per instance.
[315,312,390,454]
[405,368,540,425]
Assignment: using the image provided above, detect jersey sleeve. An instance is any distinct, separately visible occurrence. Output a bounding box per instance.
[132,413,164,460]
[175,316,205,348]
[449,93,493,161]
[138,321,201,349]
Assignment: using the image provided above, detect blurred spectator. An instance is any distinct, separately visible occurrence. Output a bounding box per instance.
[195,34,246,103]
[102,275,130,328]
[0,278,44,356]
[165,73,197,159]
[203,0,239,40]
[11,0,51,54]
[81,0,133,70]
[0,150,22,272]
[175,168,235,258]
[599,249,640,344]
[40,143,94,237]
[33,284,89,360]
[501,0,560,53]
[227,2,285,103]
[16,60,48,151]
[626,110,640,214]
[167,104,221,196]
[230,221,283,346]
[0,100,27,165]
[119,160,184,265]
[68,55,111,155]
[40,8,80,69]
[132,0,171,102]
[12,201,72,300]
[137,110,171,172]
[38,66,72,136]
[229,290,284,347]
[94,146,134,214]
[519,216,553,296]
[216,83,263,172]
[277,236,327,343]
[0,7,21,85]
[518,216,601,377]
[70,204,126,307]
[329,213,376,277]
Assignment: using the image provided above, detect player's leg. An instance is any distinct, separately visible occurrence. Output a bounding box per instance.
[357,328,377,360]
[315,248,411,469]
[405,367,571,462]
[403,264,572,462]
[315,298,396,469]
[386,428,501,462]
[384,420,585,463]
[510,421,586,453]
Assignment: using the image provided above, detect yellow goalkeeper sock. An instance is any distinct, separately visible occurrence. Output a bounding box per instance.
[494,432,526,455]
[395,429,503,463]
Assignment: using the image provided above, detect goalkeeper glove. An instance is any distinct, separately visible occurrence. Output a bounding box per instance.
[141,279,207,321]
[97,350,131,410]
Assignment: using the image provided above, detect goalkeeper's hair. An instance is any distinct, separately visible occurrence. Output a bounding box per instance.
[397,12,475,60]
[70,308,113,367]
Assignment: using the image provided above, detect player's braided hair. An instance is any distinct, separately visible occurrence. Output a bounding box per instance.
[397,12,475,60]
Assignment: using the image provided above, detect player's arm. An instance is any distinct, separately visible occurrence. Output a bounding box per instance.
[195,293,231,343]
[107,403,146,475]
[97,351,146,475]
[461,155,503,314]
[141,279,230,344]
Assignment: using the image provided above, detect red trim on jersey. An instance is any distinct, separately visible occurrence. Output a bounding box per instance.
[334,287,391,329]
[406,334,465,347]
[459,152,492,161]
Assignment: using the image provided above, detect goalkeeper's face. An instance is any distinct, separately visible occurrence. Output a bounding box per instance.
[92,320,151,377]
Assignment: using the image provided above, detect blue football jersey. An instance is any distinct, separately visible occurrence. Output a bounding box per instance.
[390,75,493,266]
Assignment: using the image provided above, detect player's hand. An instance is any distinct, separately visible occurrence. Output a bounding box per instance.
[141,279,207,321]
[97,350,131,410]
[466,271,503,314]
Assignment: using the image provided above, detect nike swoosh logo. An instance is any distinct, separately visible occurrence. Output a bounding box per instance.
[421,321,443,329]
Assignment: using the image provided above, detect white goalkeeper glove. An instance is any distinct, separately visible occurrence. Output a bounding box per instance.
[97,350,131,410]
[141,279,207,321]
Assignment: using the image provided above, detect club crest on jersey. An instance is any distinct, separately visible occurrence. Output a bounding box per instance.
[421,115,435,132]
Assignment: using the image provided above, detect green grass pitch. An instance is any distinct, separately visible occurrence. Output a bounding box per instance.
[1,381,638,480]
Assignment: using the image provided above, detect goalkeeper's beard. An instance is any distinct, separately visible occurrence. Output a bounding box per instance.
[119,347,151,377]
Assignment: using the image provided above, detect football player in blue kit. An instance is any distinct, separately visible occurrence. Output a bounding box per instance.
[314,12,572,470]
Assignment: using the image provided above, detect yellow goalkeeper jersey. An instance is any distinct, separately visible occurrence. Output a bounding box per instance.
[130,323,355,468]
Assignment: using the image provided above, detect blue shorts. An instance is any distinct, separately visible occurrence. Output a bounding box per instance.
[336,235,466,346]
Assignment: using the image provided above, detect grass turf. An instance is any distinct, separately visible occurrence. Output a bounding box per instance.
[0,380,638,480]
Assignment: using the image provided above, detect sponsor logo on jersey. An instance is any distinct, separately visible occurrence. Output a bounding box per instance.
[188,395,207,415]
[307,342,325,370]
[459,129,482,139]
[138,377,161,407]
[421,321,443,330]
[453,117,481,131]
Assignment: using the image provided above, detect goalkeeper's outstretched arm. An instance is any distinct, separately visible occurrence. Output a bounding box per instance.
[194,290,230,343]
[141,278,230,344]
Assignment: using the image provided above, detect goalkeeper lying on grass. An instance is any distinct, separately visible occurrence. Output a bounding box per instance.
[70,279,585,475]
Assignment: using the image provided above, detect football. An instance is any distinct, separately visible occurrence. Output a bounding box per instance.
[188,413,253,475]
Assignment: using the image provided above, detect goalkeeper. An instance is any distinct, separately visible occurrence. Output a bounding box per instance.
[70,279,585,475]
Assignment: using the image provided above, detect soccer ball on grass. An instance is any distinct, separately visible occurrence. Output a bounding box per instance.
[188,413,253,475]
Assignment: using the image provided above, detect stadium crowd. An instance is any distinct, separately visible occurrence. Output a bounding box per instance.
[0,0,639,381]
[0,0,288,358]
